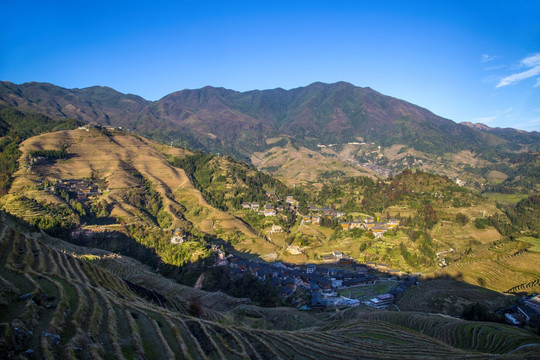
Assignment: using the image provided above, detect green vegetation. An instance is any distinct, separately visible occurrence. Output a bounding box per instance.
[29,146,68,160]
[202,268,282,307]
[484,192,529,204]
[520,237,540,252]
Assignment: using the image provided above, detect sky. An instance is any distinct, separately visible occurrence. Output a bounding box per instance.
[1,0,539,131]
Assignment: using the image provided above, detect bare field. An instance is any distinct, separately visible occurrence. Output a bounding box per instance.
[252,142,372,184]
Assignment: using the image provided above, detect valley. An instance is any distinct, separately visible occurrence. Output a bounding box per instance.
[0,83,539,359]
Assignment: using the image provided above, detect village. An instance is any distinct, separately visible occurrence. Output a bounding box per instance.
[51,179,102,201]
[240,191,401,239]
[219,251,415,310]
[169,192,415,310]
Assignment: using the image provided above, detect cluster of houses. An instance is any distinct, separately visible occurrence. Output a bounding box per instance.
[216,251,413,310]
[299,207,401,239]
[303,205,347,223]
[50,179,101,201]
[241,192,297,217]
[170,228,185,244]
[500,294,540,327]
[340,217,400,238]
[240,193,400,241]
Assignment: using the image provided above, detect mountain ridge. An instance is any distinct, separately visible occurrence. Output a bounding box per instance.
[3,80,536,146]
[1,80,539,188]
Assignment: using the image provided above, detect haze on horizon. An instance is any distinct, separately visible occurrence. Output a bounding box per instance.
[1,0,539,131]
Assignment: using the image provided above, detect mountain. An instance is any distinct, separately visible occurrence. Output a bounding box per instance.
[1,122,540,357]
[1,81,539,189]
[461,121,540,150]
[3,80,537,154]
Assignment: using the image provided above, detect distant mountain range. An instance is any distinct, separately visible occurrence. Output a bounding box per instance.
[1,80,539,191]
[1,81,537,157]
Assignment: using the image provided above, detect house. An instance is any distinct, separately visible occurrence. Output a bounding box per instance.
[364,216,374,224]
[170,235,184,244]
[315,268,330,276]
[331,278,343,289]
[321,289,338,297]
[170,228,185,244]
[287,246,303,255]
[251,202,260,210]
[285,196,295,204]
[377,263,389,272]
[505,313,522,325]
[322,254,335,263]
[317,277,333,290]
[241,202,252,209]
[369,293,394,308]
[264,209,277,217]
[276,205,284,212]
[306,263,316,273]
[265,191,275,198]
[388,269,402,277]
[387,218,400,227]
[343,276,369,287]
[372,225,386,238]
[311,291,326,310]
[525,295,540,314]
[312,216,321,225]
[301,215,311,223]
[364,223,376,230]
[350,221,363,229]
[340,223,351,230]
[339,258,353,266]
[333,251,344,260]
[264,203,274,210]
[271,225,283,233]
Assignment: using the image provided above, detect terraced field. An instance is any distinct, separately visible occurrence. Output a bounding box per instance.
[364,311,540,356]
[396,278,512,317]
[435,239,540,294]
[1,128,277,256]
[2,212,540,359]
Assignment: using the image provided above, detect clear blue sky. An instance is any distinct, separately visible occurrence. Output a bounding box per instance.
[1,0,539,131]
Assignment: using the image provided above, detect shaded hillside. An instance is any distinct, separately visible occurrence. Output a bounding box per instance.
[2,211,540,359]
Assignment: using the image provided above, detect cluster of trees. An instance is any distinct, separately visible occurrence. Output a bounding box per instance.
[125,224,210,267]
[202,267,282,307]
[29,146,68,160]
[325,170,472,215]
[0,141,19,195]
[172,152,314,212]
[124,170,173,228]
[13,195,77,234]
[480,151,540,194]
[501,195,540,236]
